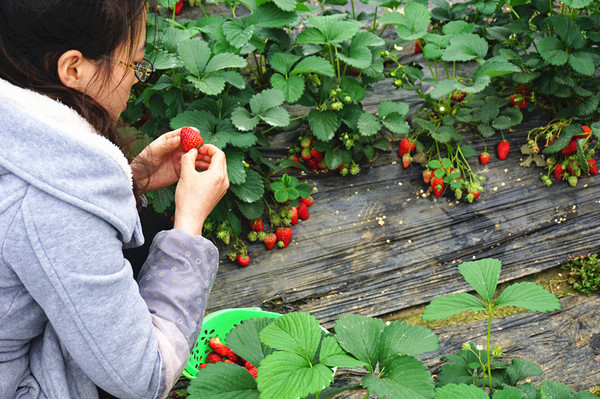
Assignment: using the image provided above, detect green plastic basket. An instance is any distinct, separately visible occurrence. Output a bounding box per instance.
[183,307,282,379]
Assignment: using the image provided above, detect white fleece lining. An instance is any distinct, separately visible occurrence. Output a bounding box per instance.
[0,78,133,185]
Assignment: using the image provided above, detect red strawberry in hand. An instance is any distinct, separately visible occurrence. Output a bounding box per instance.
[480,152,490,165]
[236,254,250,267]
[249,219,264,232]
[264,233,277,250]
[275,228,292,248]
[181,127,204,151]
[497,140,510,160]
[398,138,416,157]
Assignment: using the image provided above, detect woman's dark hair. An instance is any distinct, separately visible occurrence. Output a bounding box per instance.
[0,0,150,202]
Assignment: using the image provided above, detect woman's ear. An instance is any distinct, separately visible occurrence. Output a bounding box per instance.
[56,50,95,91]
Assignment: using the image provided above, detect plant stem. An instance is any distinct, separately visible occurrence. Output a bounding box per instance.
[351,0,356,20]
[372,7,378,31]
[486,306,493,391]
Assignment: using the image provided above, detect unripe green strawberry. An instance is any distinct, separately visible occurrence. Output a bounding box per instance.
[568,175,578,187]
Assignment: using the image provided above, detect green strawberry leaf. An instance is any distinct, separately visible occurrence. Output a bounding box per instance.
[422,293,486,321]
[250,88,285,114]
[291,56,335,76]
[379,321,439,364]
[338,43,372,69]
[178,39,210,76]
[458,258,502,304]
[221,71,246,89]
[362,355,434,399]
[357,112,381,136]
[222,19,255,48]
[270,74,305,103]
[537,37,568,66]
[256,351,334,399]
[151,49,182,70]
[334,314,385,372]
[442,20,475,36]
[229,169,265,203]
[259,312,323,359]
[378,101,409,117]
[305,15,363,44]
[561,0,593,7]
[319,335,368,368]
[295,27,328,45]
[224,149,247,185]
[543,124,578,154]
[188,74,226,96]
[258,107,290,127]
[504,358,543,386]
[188,362,259,398]
[226,317,278,368]
[431,79,460,98]
[434,383,488,399]
[272,0,297,12]
[324,148,344,170]
[382,113,410,135]
[568,51,596,76]
[162,26,196,53]
[539,380,575,398]
[247,3,298,28]
[231,107,260,131]
[237,200,265,220]
[308,109,340,141]
[495,282,561,313]
[546,15,586,49]
[442,33,488,62]
[270,53,301,75]
[385,2,431,41]
[473,56,520,81]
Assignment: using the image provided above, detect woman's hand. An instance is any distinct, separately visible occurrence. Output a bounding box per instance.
[130,128,207,194]
[173,145,229,236]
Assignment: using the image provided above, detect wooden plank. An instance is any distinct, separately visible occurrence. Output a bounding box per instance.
[206,104,600,328]
[330,295,600,397]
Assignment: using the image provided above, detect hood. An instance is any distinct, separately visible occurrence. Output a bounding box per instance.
[0,78,142,246]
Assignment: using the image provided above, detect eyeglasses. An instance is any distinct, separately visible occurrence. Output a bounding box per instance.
[103,56,155,83]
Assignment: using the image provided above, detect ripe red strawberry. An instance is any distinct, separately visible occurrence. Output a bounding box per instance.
[497,140,510,160]
[249,219,264,232]
[554,163,565,180]
[275,228,293,248]
[431,177,444,197]
[236,254,250,267]
[198,363,210,369]
[206,352,223,364]
[245,361,258,378]
[402,153,411,168]
[515,84,530,96]
[297,202,310,220]
[301,196,314,207]
[288,207,298,225]
[588,158,598,175]
[398,138,416,157]
[480,152,490,165]
[305,158,319,170]
[264,233,277,250]
[174,0,184,15]
[575,125,592,139]
[560,139,577,155]
[422,169,432,184]
[310,149,324,163]
[181,127,203,151]
[414,39,423,54]
[208,337,239,362]
[509,94,528,109]
[451,90,466,102]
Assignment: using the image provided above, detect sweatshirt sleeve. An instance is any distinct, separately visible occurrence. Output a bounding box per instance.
[5,191,219,399]
[137,229,219,395]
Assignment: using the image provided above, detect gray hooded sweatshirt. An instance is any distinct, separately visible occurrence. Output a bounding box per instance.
[0,78,219,399]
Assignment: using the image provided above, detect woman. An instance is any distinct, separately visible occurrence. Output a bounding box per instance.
[0,1,229,398]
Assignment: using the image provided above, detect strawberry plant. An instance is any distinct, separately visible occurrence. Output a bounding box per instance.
[380,2,522,201]
[562,253,600,296]
[520,120,600,187]
[423,258,561,394]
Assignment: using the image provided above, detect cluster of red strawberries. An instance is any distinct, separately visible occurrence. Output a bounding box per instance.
[233,196,314,267]
[509,84,530,109]
[290,136,350,174]
[199,336,258,378]
[545,125,598,187]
